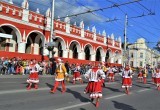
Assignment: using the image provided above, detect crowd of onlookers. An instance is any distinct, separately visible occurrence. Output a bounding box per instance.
[0,57,102,75]
[0,57,156,77]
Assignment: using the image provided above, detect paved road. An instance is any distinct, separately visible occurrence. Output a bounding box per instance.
[0,75,160,110]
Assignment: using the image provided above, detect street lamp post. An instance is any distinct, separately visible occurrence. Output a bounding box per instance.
[46,0,56,59]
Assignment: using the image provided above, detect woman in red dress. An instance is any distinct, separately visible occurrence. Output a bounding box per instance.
[122,65,133,94]
[84,66,105,108]
[26,61,39,90]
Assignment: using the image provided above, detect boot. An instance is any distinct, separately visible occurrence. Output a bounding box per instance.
[27,84,31,90]
[80,79,83,84]
[73,80,75,85]
[125,88,129,94]
[34,84,38,89]
[50,89,55,94]
[96,101,99,107]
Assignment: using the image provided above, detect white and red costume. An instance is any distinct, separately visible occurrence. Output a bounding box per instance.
[107,67,115,82]
[84,66,105,107]
[122,67,133,94]
[72,65,83,84]
[154,69,160,90]
[26,62,39,90]
[138,70,143,82]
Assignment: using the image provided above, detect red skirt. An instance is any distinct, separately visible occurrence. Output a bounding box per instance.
[155,78,160,84]
[73,72,82,80]
[138,73,143,78]
[122,78,132,88]
[108,73,114,78]
[27,72,39,83]
[84,81,103,98]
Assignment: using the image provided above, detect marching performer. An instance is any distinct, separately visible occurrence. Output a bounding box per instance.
[84,65,105,108]
[26,61,39,90]
[122,65,133,94]
[154,68,160,90]
[107,66,116,82]
[142,67,147,84]
[72,64,83,84]
[50,58,68,94]
[138,68,143,82]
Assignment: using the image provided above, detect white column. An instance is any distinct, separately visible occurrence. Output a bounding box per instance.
[110,57,114,63]
[118,58,122,64]
[91,54,95,61]
[93,33,96,41]
[22,9,29,22]
[102,56,105,62]
[33,43,39,55]
[78,52,85,60]
[66,23,70,33]
[81,29,84,37]
[63,50,69,58]
[69,50,73,58]
[18,42,26,53]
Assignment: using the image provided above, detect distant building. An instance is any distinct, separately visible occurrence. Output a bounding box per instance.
[127,38,160,68]
[0,1,122,66]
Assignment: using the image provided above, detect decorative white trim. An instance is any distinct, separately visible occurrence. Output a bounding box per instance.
[55,30,121,50]
[0,14,50,31]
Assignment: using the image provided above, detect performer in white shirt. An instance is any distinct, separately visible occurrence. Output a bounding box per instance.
[154,68,160,90]
[84,65,105,108]
[122,65,133,94]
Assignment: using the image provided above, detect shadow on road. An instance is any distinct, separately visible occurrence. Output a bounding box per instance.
[45,83,65,92]
[112,101,137,110]
[79,108,87,110]
[66,88,90,102]
[104,86,123,93]
[132,83,151,89]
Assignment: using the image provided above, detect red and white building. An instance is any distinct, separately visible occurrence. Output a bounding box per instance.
[0,0,122,66]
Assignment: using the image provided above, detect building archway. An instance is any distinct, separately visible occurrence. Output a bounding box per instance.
[69,41,81,59]
[95,47,104,61]
[84,44,93,60]
[26,32,45,55]
[53,37,66,57]
[0,24,21,52]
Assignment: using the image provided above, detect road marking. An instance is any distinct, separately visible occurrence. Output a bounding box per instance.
[137,88,149,92]
[55,88,150,110]
[104,94,126,100]
[54,102,91,110]
[0,82,117,95]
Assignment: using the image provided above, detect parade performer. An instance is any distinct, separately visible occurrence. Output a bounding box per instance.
[138,68,143,82]
[154,68,160,90]
[142,68,147,84]
[26,61,39,90]
[122,65,133,94]
[107,66,116,82]
[72,64,83,84]
[50,58,68,94]
[84,65,105,108]
[101,62,108,87]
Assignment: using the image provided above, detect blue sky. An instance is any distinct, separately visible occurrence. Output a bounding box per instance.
[2,0,160,49]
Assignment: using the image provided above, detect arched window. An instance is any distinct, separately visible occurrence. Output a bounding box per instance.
[84,46,90,60]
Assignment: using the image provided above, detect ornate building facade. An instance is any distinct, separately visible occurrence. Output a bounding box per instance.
[128,38,160,68]
[0,0,122,65]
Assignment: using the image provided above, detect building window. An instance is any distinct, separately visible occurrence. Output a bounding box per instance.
[140,53,143,58]
[140,61,143,67]
[130,61,133,67]
[130,53,134,58]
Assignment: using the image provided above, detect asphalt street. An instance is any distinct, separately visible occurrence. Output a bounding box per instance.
[0,74,160,110]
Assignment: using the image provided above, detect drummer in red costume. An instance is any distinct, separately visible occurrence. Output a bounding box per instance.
[26,60,39,90]
[84,65,105,108]
[122,65,133,94]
